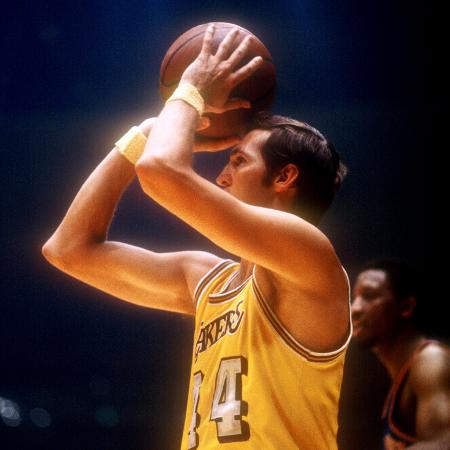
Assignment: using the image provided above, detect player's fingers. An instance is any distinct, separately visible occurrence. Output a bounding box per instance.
[196,116,211,131]
[200,23,215,56]
[221,98,252,112]
[215,28,240,60]
[226,35,253,69]
[193,135,241,152]
[229,56,263,87]
[203,98,250,114]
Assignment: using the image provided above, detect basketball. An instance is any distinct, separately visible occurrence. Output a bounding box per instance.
[159,22,276,138]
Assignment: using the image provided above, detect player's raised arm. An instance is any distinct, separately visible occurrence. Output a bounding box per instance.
[42,118,222,314]
[135,24,349,353]
[135,24,346,296]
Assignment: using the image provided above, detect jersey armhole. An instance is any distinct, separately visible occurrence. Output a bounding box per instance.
[193,260,236,310]
[251,265,352,362]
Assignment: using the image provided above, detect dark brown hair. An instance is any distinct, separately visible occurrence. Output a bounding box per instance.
[249,112,347,224]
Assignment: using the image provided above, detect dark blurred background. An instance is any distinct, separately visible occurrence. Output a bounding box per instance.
[1,0,435,449]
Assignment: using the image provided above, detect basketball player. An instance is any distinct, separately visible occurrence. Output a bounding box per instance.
[351,259,450,449]
[43,24,351,449]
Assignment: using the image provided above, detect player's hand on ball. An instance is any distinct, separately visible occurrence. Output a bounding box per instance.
[193,134,241,153]
[138,116,211,137]
[180,23,264,114]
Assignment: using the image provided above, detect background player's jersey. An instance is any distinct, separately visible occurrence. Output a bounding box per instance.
[381,341,439,449]
[180,260,351,450]
[382,383,416,450]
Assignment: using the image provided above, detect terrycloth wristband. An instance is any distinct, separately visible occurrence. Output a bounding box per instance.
[115,126,147,165]
[166,82,205,116]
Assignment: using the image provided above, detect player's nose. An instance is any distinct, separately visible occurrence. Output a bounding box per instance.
[216,167,232,188]
[351,296,364,317]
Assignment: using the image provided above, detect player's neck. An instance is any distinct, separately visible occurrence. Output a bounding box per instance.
[373,328,427,379]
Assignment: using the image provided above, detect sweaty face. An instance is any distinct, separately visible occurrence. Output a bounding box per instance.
[216,129,274,206]
[351,269,401,348]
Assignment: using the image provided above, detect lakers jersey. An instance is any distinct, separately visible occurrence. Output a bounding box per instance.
[180,260,351,450]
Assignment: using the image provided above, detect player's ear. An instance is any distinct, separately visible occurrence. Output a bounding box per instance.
[400,296,417,320]
[273,164,299,192]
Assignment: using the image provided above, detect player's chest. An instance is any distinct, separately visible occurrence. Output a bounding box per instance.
[194,298,247,362]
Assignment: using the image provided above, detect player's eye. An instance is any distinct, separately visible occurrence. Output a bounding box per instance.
[361,289,378,301]
[232,156,246,166]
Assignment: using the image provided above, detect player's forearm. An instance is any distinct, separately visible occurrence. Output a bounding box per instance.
[43,149,135,262]
[137,101,198,172]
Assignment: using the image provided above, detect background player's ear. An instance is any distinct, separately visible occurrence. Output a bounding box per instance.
[274,164,299,191]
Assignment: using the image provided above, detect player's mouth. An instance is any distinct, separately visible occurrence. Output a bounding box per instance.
[351,319,365,336]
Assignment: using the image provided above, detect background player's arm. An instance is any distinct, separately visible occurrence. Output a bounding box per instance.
[42,125,222,315]
[407,347,450,449]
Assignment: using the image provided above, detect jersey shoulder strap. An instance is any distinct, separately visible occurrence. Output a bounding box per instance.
[193,259,238,309]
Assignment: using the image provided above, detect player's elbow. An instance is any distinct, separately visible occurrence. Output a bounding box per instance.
[42,239,62,271]
[42,237,70,269]
[41,235,86,272]
[135,155,156,179]
[135,154,184,196]
[135,157,161,195]
[136,152,171,176]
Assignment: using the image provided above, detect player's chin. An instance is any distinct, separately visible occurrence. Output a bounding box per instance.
[352,324,367,340]
[351,328,375,347]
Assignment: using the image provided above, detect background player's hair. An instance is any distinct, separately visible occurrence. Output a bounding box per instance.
[361,259,420,305]
[250,112,347,224]
[361,259,425,329]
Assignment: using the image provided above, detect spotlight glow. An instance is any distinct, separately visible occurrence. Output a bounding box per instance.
[30,407,52,428]
[0,396,22,427]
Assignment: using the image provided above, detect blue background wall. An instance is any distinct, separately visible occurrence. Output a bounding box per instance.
[1,1,433,448]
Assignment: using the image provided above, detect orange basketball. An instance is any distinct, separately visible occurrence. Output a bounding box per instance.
[159,22,276,138]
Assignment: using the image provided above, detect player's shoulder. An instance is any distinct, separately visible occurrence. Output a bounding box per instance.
[178,251,226,276]
[415,341,450,365]
[410,341,450,392]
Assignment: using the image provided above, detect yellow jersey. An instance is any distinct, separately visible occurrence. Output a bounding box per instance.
[180,260,351,450]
